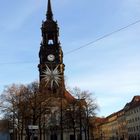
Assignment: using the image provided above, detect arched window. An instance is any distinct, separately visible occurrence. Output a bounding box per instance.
[48,39,54,45]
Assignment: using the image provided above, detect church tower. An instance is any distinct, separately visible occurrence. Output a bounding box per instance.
[38,0,65,96]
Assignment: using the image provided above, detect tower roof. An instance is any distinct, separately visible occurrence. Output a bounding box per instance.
[46,0,53,20]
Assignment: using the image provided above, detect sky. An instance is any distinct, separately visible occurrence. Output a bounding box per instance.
[0,0,140,117]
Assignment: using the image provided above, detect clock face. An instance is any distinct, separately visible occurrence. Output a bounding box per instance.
[47,54,55,61]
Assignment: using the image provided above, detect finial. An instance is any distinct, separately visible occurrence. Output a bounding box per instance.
[46,0,53,20]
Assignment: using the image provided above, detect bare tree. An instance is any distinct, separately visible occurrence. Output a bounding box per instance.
[67,87,98,140]
[0,81,52,140]
[0,84,29,140]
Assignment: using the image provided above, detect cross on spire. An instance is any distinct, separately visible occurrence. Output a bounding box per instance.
[46,0,53,20]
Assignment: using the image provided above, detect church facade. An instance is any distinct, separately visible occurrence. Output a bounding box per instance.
[37,1,88,140]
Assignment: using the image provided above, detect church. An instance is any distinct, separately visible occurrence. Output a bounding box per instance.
[0,1,93,140]
[37,0,89,140]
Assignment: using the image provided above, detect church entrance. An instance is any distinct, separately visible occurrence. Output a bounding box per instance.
[70,135,75,140]
[51,134,57,140]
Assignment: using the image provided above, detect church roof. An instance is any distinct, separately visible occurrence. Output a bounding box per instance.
[64,90,75,103]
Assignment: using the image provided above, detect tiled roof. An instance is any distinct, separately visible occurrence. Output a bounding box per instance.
[94,117,106,123]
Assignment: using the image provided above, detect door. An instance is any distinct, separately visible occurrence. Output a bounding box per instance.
[51,134,57,140]
[70,135,75,140]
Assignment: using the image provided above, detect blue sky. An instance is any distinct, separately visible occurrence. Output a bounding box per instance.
[0,0,140,117]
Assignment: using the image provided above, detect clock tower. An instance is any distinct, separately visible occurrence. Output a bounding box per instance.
[38,0,65,96]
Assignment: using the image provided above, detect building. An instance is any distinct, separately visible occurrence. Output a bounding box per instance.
[124,96,140,140]
[99,112,119,140]
[93,96,140,140]
[37,0,88,140]
[91,117,106,140]
[117,110,127,140]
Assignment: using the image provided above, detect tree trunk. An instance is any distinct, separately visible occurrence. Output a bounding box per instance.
[80,113,82,140]
[85,128,87,140]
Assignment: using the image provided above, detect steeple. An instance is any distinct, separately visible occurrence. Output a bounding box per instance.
[38,0,65,95]
[46,0,53,20]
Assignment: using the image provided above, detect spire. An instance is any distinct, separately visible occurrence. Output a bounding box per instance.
[46,0,53,20]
